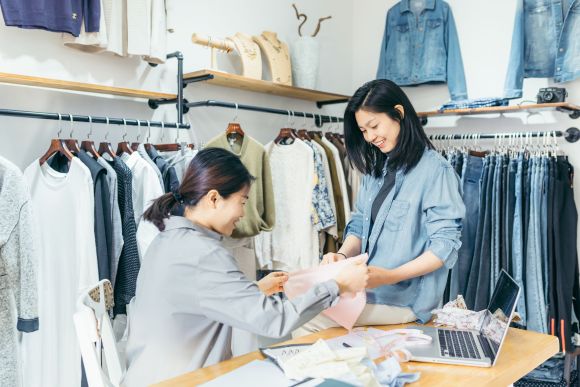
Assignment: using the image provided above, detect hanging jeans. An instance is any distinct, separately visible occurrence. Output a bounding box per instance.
[512,153,527,326]
[526,157,548,334]
[450,154,483,301]
[490,154,504,294]
[469,155,495,311]
[552,157,579,351]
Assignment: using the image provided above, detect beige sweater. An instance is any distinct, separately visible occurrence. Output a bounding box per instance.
[206,133,276,238]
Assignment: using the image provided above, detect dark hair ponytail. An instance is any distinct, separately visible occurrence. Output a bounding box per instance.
[143,147,255,231]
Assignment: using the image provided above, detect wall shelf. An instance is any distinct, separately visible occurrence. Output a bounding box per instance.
[0,72,177,101]
[183,69,350,107]
[418,102,580,125]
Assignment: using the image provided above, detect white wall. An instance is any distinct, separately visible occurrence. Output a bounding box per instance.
[352,0,580,252]
[0,0,353,169]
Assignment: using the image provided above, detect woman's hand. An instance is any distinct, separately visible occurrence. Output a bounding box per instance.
[321,252,346,265]
[367,266,400,288]
[257,272,288,296]
[334,256,369,294]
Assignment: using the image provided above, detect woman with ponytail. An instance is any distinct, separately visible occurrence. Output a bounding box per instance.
[123,148,369,386]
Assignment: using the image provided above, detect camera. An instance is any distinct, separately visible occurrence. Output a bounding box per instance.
[537,87,567,104]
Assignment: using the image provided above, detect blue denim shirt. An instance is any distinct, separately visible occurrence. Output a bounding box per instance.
[376,0,468,101]
[345,149,465,323]
[504,0,580,99]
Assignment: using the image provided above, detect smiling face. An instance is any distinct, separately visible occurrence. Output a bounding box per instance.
[211,185,250,236]
[355,108,402,153]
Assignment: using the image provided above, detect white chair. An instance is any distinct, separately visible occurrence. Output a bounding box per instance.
[74,279,125,387]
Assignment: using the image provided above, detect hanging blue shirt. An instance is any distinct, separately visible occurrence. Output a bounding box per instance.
[376,0,468,101]
[345,149,465,323]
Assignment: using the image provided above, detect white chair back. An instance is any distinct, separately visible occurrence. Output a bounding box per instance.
[73,279,125,387]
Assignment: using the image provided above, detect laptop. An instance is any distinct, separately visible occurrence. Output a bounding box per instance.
[407,269,521,367]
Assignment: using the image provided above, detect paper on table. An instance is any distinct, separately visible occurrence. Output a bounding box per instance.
[284,254,368,330]
[200,359,293,387]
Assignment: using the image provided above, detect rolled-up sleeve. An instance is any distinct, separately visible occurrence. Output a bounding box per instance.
[423,164,465,269]
[344,175,368,241]
[193,248,339,338]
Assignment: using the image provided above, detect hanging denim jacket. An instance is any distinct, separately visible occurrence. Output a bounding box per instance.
[504,0,580,99]
[376,0,468,101]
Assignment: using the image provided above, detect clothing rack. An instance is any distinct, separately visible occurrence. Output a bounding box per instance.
[185,99,343,127]
[428,127,580,143]
[0,108,190,129]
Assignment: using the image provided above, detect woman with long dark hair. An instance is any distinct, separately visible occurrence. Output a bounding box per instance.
[296,79,464,335]
[122,148,368,386]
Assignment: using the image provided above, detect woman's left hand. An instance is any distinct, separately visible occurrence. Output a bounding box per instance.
[367,266,400,288]
[257,272,289,296]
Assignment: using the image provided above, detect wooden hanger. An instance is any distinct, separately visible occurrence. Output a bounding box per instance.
[274,128,299,144]
[226,103,245,140]
[297,129,311,141]
[116,119,133,156]
[63,114,81,154]
[39,114,74,165]
[153,121,182,152]
[98,118,116,158]
[131,120,144,151]
[81,116,100,159]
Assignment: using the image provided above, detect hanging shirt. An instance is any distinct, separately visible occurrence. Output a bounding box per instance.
[206,133,276,238]
[311,140,338,239]
[303,140,336,231]
[22,158,99,387]
[312,134,345,242]
[0,156,39,387]
[0,0,100,36]
[322,137,351,220]
[255,140,318,271]
[97,156,124,288]
[120,152,164,225]
[107,156,140,315]
[159,147,198,184]
[123,216,339,387]
[147,146,180,194]
[137,145,164,190]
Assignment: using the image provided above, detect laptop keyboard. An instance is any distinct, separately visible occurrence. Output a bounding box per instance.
[438,330,482,359]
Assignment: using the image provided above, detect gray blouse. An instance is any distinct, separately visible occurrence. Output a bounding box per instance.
[123,216,339,387]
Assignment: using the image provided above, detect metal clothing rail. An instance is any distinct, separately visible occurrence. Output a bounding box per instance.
[185,99,343,127]
[428,127,580,143]
[0,108,191,129]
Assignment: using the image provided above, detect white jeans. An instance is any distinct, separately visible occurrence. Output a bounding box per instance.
[293,303,417,338]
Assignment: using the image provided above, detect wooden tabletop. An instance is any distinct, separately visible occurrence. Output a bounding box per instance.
[154,324,559,387]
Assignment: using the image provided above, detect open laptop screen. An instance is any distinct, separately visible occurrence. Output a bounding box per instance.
[479,270,520,365]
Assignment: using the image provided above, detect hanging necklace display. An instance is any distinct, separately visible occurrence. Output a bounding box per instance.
[227,32,262,80]
[252,31,292,86]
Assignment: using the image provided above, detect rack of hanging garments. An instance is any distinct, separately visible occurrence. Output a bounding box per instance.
[430,130,579,354]
[185,99,343,127]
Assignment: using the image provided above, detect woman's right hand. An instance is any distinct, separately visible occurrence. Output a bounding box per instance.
[334,256,369,295]
[321,252,346,265]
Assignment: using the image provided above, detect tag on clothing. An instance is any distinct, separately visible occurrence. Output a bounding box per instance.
[284,254,369,330]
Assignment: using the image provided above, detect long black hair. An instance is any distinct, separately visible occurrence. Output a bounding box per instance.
[344,79,433,177]
[143,147,255,231]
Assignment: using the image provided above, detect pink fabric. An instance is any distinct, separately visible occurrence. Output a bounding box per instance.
[284,254,368,330]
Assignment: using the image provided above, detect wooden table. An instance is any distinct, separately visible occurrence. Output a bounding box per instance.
[155,324,559,387]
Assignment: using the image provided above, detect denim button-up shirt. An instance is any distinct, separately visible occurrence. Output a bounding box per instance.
[344,149,465,323]
[504,0,580,99]
[376,0,468,101]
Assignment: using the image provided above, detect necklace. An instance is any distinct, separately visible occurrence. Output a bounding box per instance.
[233,35,258,60]
[261,33,282,53]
